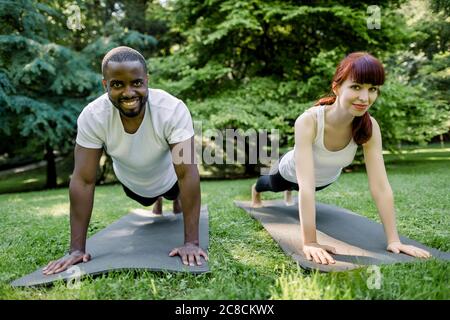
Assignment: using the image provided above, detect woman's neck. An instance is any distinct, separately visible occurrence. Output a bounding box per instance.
[326,101,354,129]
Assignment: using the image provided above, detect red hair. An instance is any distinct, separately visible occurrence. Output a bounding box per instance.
[315,52,385,145]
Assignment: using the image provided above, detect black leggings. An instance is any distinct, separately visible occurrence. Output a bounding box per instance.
[255,166,330,193]
[122,181,180,207]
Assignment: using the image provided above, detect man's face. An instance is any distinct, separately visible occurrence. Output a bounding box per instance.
[102,60,149,118]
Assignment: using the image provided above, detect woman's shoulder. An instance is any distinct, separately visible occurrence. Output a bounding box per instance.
[295,105,321,127]
[295,106,320,140]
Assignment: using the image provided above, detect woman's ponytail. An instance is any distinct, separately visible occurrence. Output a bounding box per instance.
[352,112,372,145]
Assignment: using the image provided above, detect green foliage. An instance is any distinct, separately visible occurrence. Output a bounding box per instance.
[151,0,448,150]
[0,34,100,156]
[151,0,409,99]
[371,77,450,148]
[189,74,449,150]
[0,0,168,163]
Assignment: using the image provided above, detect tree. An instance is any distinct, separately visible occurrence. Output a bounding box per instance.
[148,0,450,175]
[150,0,409,99]
[0,0,167,188]
[0,0,101,188]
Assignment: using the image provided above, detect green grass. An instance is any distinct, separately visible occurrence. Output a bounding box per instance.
[0,146,449,299]
[0,156,74,194]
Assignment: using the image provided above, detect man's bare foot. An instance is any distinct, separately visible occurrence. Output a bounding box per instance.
[251,183,262,208]
[173,197,182,214]
[284,190,294,206]
[152,197,163,215]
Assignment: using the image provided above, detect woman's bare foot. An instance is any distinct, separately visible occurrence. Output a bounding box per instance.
[152,197,163,215]
[251,183,262,208]
[173,196,182,214]
[284,190,294,206]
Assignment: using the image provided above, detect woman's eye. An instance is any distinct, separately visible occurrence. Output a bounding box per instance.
[370,87,378,92]
[351,85,360,90]
[111,83,122,88]
[134,81,143,86]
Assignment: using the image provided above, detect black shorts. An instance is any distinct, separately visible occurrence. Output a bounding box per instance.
[255,159,330,193]
[121,181,180,206]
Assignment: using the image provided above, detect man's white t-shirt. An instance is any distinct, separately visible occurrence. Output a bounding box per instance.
[76,88,194,198]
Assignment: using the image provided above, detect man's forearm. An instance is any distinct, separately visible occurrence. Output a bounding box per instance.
[178,169,201,244]
[69,178,95,252]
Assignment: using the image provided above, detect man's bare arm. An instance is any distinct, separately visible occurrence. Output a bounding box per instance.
[43,144,102,275]
[168,137,208,266]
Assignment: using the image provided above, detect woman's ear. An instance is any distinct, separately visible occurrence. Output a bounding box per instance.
[102,79,107,91]
[332,82,339,96]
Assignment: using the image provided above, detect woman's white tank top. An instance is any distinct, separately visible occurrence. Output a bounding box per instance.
[278,105,358,187]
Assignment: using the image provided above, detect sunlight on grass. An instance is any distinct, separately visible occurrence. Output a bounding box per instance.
[0,146,449,299]
[401,147,450,154]
[45,203,70,217]
[23,178,39,184]
[270,267,354,300]
[419,156,450,161]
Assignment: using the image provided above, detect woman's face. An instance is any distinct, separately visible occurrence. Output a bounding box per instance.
[334,78,380,116]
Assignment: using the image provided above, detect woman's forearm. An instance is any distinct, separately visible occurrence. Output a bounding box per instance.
[299,188,317,244]
[371,188,400,244]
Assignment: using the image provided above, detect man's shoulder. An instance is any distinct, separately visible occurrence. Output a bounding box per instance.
[149,88,185,112]
[79,93,112,120]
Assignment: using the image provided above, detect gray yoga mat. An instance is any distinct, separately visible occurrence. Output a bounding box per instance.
[11,206,209,287]
[235,200,450,272]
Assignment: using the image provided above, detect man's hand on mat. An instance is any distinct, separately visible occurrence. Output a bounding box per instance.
[42,250,91,275]
[303,243,336,265]
[387,242,431,259]
[169,242,208,266]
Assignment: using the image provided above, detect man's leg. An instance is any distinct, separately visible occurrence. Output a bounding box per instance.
[122,183,160,207]
[152,197,163,215]
[162,182,182,214]
[172,194,182,214]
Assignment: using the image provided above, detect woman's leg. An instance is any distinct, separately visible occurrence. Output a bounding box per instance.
[284,190,294,206]
[251,182,263,207]
[252,169,299,207]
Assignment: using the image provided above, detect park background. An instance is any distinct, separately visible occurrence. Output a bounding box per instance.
[0,0,449,299]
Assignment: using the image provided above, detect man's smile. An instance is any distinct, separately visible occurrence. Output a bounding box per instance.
[120,98,140,108]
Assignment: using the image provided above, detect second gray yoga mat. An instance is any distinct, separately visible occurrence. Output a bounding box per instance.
[235,200,449,272]
[11,206,209,287]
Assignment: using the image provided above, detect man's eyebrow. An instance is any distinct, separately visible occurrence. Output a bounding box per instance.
[110,78,144,82]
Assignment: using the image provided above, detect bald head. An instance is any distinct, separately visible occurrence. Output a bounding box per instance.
[102,46,147,78]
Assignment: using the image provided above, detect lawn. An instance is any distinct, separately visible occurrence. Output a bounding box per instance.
[0,146,449,299]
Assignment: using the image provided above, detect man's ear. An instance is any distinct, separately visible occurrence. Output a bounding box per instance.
[102,79,107,91]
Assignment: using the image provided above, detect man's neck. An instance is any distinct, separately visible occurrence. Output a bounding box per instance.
[120,108,145,134]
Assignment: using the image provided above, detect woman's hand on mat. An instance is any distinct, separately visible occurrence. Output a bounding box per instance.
[387,242,431,259]
[303,243,336,265]
[169,242,208,266]
[42,250,91,275]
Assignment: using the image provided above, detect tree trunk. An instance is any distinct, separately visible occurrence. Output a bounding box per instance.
[45,143,57,189]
